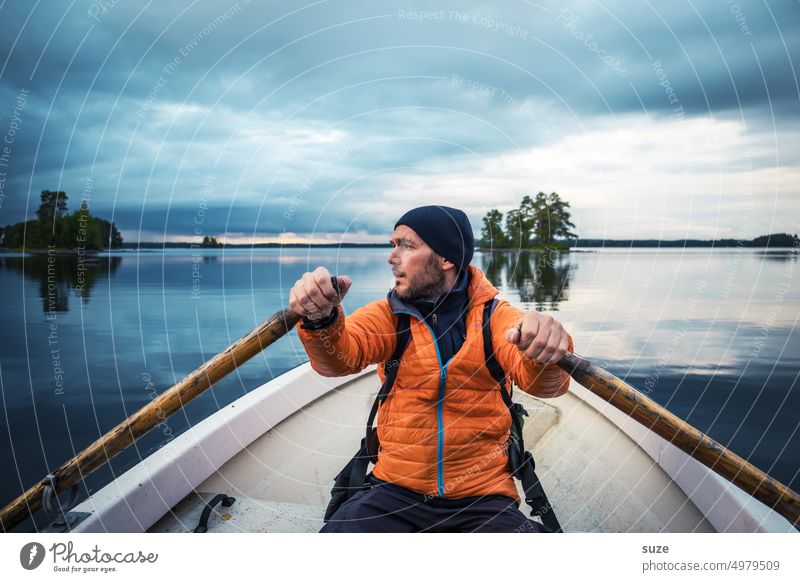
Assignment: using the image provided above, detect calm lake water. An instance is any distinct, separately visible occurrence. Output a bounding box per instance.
[1,247,798,529]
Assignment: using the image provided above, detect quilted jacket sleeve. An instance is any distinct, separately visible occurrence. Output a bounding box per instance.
[489,299,574,398]
[296,300,397,377]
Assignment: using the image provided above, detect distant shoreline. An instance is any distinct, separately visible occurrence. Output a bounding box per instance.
[2,235,797,253]
[121,242,389,249]
[127,236,798,250]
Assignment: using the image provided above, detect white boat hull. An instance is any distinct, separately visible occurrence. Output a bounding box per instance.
[67,364,796,533]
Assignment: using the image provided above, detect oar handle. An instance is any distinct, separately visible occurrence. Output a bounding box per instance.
[556,352,800,527]
[0,307,303,532]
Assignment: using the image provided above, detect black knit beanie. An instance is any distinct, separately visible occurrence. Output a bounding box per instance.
[395,205,474,272]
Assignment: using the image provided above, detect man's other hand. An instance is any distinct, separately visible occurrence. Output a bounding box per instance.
[505,311,570,366]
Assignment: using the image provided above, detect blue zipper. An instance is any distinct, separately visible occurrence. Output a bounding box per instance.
[437,362,450,498]
[394,310,450,498]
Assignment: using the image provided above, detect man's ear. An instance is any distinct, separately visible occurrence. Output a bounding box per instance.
[441,257,456,272]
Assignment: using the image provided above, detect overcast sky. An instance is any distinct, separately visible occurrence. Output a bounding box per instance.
[0,0,798,243]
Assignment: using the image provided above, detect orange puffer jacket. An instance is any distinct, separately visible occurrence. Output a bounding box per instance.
[297,265,573,501]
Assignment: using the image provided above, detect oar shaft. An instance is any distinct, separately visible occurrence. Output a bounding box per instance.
[557,352,800,526]
[0,308,302,532]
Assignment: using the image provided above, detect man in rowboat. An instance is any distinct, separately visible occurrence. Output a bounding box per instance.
[290,205,573,532]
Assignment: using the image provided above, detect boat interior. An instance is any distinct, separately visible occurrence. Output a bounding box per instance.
[148,369,720,533]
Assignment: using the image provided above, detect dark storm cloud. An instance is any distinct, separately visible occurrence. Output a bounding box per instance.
[0,0,797,239]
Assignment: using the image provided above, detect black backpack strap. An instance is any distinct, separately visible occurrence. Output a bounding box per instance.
[482,300,520,434]
[482,299,563,533]
[483,299,528,450]
[369,313,412,431]
[367,313,411,458]
[328,313,411,514]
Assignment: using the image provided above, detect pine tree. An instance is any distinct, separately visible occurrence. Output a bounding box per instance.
[479,209,507,248]
[526,192,576,247]
[505,208,528,249]
[35,190,69,223]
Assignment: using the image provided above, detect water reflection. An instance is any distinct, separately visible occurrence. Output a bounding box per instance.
[478,250,574,310]
[758,249,799,263]
[0,254,121,312]
[0,247,797,526]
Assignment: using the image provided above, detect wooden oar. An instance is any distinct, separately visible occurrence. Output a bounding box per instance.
[557,352,800,527]
[0,307,303,532]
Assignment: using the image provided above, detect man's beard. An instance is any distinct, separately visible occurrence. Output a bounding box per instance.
[396,253,447,301]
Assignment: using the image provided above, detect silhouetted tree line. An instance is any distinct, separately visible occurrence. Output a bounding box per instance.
[573,233,799,248]
[479,192,577,250]
[199,236,223,248]
[0,190,123,250]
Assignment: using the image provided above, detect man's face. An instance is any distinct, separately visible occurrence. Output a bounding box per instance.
[387,225,446,300]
